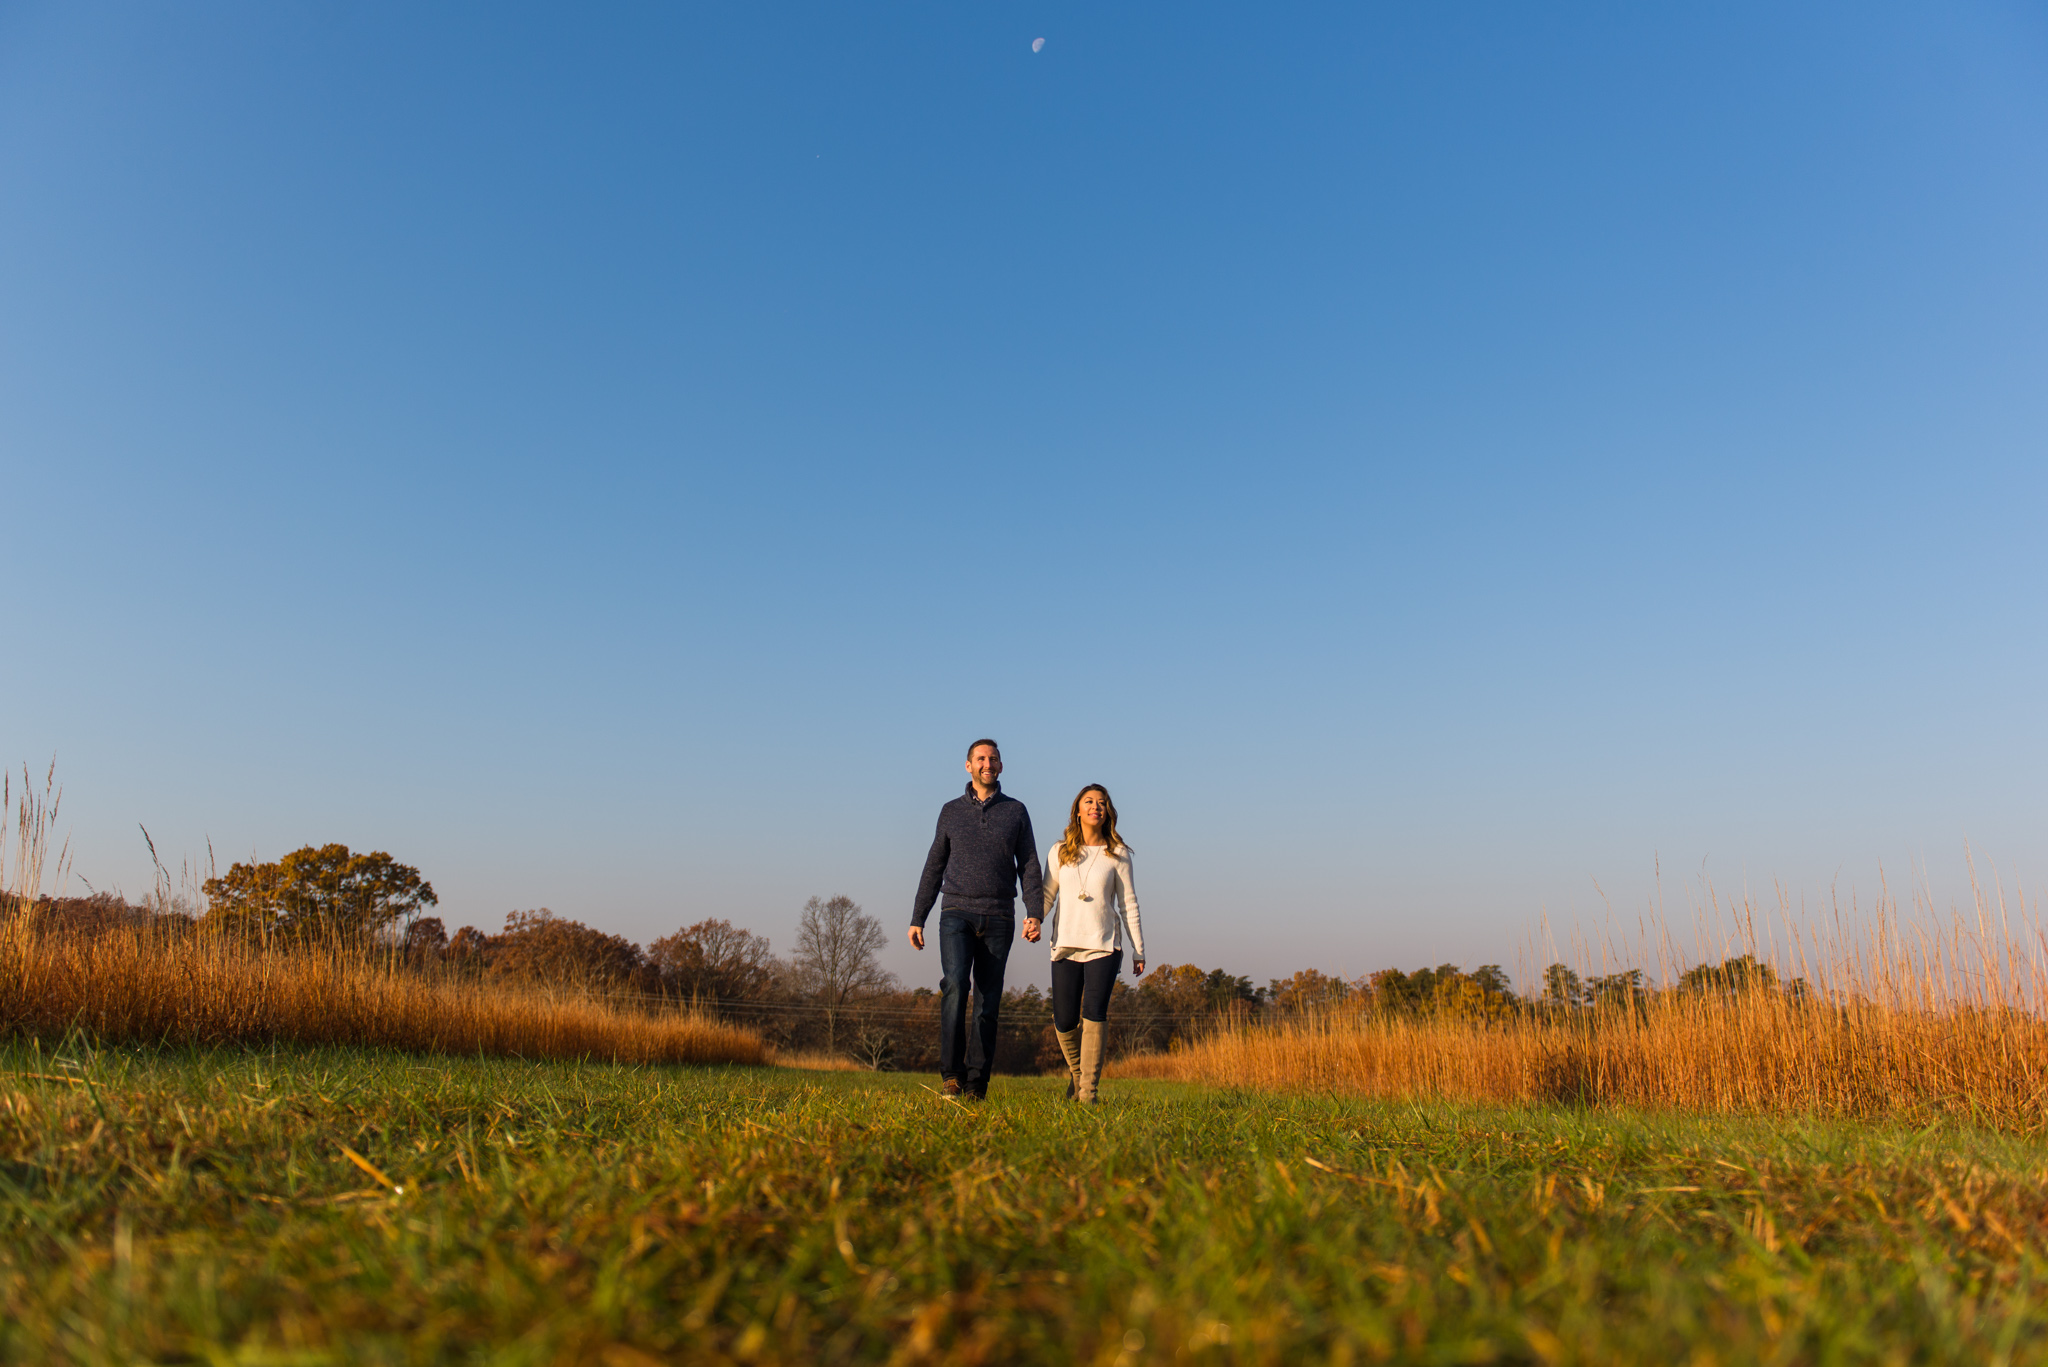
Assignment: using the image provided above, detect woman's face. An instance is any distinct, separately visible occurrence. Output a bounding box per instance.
[1078,790,1109,833]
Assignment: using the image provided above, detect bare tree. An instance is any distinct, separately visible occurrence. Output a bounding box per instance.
[792,894,892,1050]
[850,1016,897,1071]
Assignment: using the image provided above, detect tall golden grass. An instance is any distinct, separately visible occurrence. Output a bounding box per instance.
[0,914,767,1065]
[1122,873,2048,1132]
[0,763,764,1065]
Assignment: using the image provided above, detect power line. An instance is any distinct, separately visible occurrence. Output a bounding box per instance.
[537,987,1245,1027]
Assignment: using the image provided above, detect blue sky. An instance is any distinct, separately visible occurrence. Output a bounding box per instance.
[3,2,2045,991]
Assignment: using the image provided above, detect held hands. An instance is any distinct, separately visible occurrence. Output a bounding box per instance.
[913,923,1050,946]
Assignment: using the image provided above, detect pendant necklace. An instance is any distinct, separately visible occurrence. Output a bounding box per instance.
[1075,845,1100,901]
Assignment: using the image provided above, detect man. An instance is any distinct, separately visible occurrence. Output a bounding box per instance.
[908,738,1044,1100]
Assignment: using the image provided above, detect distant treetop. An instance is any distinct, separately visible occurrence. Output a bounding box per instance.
[202,844,435,941]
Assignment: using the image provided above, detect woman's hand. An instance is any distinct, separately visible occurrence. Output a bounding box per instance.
[1132,958,1146,977]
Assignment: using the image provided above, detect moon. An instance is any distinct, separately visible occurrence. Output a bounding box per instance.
[1031,37,1045,53]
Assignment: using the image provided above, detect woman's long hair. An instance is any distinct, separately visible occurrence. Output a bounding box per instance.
[1057,784,1128,867]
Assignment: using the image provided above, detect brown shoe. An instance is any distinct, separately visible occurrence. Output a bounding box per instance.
[940,1079,963,1099]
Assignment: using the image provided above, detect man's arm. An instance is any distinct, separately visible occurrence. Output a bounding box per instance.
[910,815,950,932]
[1015,810,1045,940]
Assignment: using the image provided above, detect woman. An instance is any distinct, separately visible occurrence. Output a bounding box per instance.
[1042,783,1145,1103]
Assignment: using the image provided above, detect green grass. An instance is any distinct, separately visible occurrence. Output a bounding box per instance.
[5,1040,2048,1364]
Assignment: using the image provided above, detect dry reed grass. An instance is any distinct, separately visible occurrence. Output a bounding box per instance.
[1115,998,2048,1129]
[0,762,764,1066]
[1123,871,2048,1132]
[0,915,767,1065]
[1,761,69,917]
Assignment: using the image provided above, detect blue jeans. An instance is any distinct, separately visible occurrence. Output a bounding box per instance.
[938,910,1014,1092]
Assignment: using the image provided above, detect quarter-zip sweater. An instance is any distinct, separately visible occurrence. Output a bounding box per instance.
[910,782,1045,927]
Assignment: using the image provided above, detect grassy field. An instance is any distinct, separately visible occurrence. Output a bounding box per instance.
[5,1042,2048,1365]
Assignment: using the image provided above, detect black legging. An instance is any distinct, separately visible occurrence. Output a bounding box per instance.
[1051,950,1123,1031]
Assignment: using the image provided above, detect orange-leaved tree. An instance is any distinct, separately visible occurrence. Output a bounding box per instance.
[1265,968,1357,1017]
[646,918,777,1004]
[202,844,436,942]
[485,908,652,990]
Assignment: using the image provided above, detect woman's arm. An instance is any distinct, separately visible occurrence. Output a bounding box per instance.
[1116,852,1144,968]
[1042,845,1062,932]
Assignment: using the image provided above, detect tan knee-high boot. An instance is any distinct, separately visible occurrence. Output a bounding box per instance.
[1078,1020,1106,1103]
[1055,1028,1082,1099]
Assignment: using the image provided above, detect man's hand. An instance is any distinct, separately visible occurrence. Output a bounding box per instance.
[1022,917,1042,943]
[1133,958,1146,977]
[908,926,925,951]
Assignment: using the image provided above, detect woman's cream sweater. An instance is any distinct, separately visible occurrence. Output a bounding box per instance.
[1043,843,1143,962]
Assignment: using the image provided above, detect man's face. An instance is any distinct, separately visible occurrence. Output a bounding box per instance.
[966,745,1003,789]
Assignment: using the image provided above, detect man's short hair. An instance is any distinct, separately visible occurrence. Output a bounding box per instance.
[966,738,1001,760]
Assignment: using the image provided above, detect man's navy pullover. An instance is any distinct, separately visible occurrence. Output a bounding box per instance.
[910,783,1045,928]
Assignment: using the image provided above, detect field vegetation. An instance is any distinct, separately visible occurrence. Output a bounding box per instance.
[0,770,765,1067]
[6,1042,2048,1364]
[1,911,764,1067]
[1126,884,2048,1135]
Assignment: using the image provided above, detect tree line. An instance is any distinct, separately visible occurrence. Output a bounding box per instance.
[20,841,1821,1072]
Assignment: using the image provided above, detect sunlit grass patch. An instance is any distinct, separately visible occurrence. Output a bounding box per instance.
[5,1043,2048,1363]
